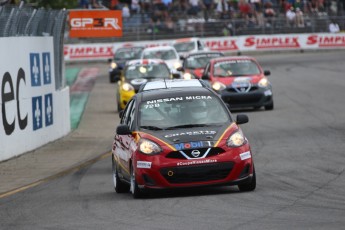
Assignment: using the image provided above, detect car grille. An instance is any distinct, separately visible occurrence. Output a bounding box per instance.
[226,86,258,93]
[166,147,225,159]
[160,162,234,184]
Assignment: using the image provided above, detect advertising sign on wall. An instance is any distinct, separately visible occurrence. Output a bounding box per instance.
[69,10,123,38]
[0,37,70,161]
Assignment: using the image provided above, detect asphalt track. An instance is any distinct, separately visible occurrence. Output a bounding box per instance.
[1,51,345,230]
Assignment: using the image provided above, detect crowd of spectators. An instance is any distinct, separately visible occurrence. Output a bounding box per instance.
[82,0,344,34]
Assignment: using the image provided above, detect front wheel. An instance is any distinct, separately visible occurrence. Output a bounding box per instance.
[112,156,130,193]
[238,166,256,192]
[264,101,274,110]
[130,166,145,199]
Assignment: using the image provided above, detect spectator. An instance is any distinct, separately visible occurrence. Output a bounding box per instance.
[286,6,296,27]
[122,4,131,22]
[131,0,141,14]
[79,0,89,8]
[216,0,230,19]
[188,0,202,16]
[329,19,340,33]
[264,1,275,26]
[202,0,215,21]
[295,7,305,27]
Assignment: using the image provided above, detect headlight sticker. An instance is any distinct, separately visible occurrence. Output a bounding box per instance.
[137,161,152,169]
[264,90,272,96]
[240,151,251,160]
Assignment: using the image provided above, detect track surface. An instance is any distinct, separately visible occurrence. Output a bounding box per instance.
[1,51,345,230]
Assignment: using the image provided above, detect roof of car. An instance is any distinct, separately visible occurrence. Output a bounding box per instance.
[115,46,145,51]
[209,56,255,63]
[184,51,224,57]
[137,84,214,102]
[139,79,207,92]
[126,59,166,66]
[142,46,176,52]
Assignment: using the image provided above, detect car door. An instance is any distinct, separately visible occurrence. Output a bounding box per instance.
[115,99,135,180]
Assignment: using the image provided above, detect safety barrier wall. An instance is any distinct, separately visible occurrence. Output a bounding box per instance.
[64,32,345,62]
[0,37,70,162]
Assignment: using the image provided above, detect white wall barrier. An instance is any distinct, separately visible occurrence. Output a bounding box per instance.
[64,33,345,62]
[0,37,70,162]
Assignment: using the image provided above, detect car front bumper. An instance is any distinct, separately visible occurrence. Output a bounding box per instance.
[219,86,273,109]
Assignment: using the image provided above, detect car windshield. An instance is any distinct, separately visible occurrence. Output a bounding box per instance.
[114,48,143,60]
[142,50,178,60]
[139,95,231,130]
[173,42,195,52]
[213,60,261,77]
[185,54,223,69]
[124,63,171,79]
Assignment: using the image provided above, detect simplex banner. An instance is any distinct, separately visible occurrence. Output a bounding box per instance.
[64,33,345,62]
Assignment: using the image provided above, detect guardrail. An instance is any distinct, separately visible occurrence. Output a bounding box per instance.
[0,2,67,90]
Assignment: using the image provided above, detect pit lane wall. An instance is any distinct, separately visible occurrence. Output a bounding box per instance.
[64,33,345,62]
[0,37,70,162]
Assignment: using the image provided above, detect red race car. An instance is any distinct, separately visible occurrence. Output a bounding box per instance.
[201,56,274,110]
[111,79,256,198]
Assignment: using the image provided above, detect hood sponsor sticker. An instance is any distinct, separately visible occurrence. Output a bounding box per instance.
[164,130,217,138]
[177,159,217,166]
[131,79,147,85]
[240,151,251,160]
[174,141,214,150]
[137,161,152,169]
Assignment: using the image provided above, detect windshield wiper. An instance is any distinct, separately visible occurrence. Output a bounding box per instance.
[165,124,209,130]
[140,126,164,130]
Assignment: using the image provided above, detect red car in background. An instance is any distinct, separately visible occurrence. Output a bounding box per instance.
[201,56,274,110]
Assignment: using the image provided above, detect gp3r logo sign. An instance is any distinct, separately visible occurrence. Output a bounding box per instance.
[1,52,54,135]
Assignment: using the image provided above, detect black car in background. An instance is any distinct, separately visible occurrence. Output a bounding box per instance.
[108,46,145,83]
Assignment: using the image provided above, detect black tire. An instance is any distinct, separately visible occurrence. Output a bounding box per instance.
[238,166,256,192]
[112,156,130,193]
[116,93,122,113]
[130,166,145,199]
[264,101,274,110]
[110,75,116,83]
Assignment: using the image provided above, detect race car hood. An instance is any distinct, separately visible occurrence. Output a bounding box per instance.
[213,74,264,85]
[126,78,168,91]
[140,124,237,150]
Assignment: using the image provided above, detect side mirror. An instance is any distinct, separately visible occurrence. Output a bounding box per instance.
[176,66,184,72]
[114,76,121,82]
[179,55,185,60]
[201,73,209,80]
[236,114,249,124]
[264,70,271,76]
[116,124,131,135]
[119,110,124,118]
[108,58,113,63]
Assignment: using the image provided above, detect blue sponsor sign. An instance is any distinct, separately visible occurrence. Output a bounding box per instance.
[45,93,53,126]
[30,53,41,87]
[174,141,204,150]
[32,96,43,130]
[42,52,51,85]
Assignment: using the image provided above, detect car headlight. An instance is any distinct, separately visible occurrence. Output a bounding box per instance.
[111,62,117,69]
[122,82,134,91]
[174,62,182,69]
[212,81,226,91]
[258,77,269,88]
[226,130,247,147]
[139,139,162,155]
[183,72,192,80]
